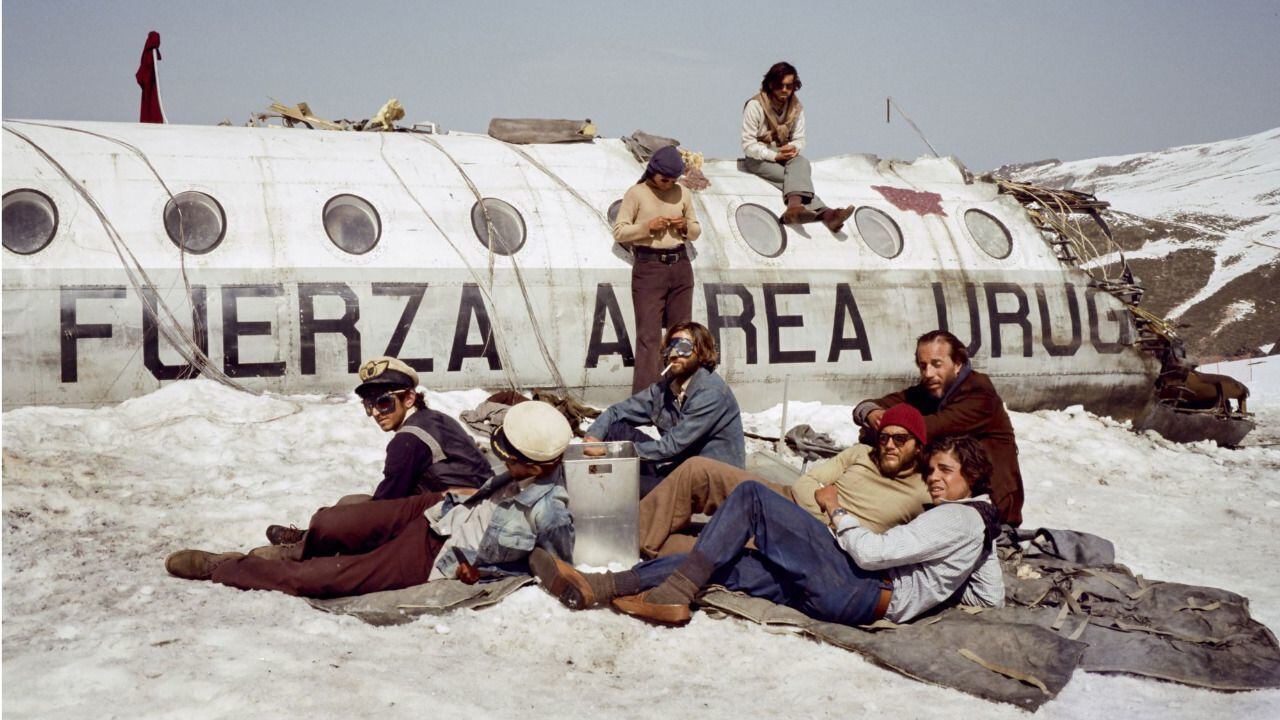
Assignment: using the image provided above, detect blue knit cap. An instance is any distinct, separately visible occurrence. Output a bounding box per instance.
[646,145,685,179]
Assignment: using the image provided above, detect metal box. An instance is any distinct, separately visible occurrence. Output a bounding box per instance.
[562,442,640,567]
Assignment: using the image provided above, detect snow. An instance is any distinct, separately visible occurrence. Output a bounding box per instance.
[4,380,1280,718]
[1199,353,1280,405]
[1009,127,1280,319]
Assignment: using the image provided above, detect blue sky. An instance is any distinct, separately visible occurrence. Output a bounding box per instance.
[4,1,1278,169]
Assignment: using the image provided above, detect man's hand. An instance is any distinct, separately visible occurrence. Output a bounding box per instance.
[647,217,670,233]
[582,436,607,457]
[867,408,885,430]
[456,561,480,585]
[776,144,798,162]
[815,484,840,515]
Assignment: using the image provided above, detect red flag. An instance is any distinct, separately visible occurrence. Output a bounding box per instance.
[136,31,165,123]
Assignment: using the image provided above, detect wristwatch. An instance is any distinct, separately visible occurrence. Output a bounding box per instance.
[829,508,851,522]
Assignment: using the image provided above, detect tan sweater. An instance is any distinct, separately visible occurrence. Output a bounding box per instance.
[612,181,702,250]
[790,444,930,533]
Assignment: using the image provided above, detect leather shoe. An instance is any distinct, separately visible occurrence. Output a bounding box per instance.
[611,591,691,625]
[823,205,854,233]
[265,524,305,546]
[781,204,818,225]
[165,550,245,580]
[529,548,596,609]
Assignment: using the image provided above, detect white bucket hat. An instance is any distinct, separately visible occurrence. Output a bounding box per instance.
[491,401,572,465]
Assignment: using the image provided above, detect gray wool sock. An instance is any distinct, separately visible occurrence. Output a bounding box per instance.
[583,571,618,604]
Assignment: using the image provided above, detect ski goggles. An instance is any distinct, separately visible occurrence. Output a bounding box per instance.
[362,390,406,416]
[663,337,695,360]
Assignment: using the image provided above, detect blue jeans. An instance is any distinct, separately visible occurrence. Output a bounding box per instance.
[630,481,885,625]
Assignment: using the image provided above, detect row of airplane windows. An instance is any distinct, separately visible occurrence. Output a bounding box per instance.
[2,188,1015,261]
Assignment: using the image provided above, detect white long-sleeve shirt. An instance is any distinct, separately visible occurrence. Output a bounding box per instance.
[740,97,807,162]
[832,495,1005,623]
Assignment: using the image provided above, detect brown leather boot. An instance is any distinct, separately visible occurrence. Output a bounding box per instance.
[611,591,692,625]
[164,550,245,580]
[780,194,817,224]
[265,524,306,546]
[529,548,611,609]
[822,205,854,233]
[247,542,305,562]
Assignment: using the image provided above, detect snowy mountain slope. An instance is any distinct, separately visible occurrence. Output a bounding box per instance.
[3,381,1278,718]
[999,127,1280,359]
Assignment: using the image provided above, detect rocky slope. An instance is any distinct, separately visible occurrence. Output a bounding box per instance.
[997,127,1280,360]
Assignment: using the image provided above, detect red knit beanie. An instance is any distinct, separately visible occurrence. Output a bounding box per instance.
[881,404,927,445]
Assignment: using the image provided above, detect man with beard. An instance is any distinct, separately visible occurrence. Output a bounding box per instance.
[583,321,744,496]
[617,403,930,561]
[853,330,1024,527]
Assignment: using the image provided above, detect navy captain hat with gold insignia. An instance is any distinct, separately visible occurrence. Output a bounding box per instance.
[355,356,419,398]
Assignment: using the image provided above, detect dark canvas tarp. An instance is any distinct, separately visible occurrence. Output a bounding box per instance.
[700,549,1280,709]
[488,118,593,144]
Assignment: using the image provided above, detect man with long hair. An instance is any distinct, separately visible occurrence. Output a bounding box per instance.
[583,321,744,496]
[740,61,853,232]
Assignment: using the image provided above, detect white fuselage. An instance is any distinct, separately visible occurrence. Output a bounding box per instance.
[2,120,1155,413]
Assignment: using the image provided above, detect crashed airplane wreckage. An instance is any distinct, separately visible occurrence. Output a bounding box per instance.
[0,115,1253,445]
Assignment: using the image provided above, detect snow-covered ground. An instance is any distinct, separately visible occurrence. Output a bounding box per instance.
[4,381,1279,719]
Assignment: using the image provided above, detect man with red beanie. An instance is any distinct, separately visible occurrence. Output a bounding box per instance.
[853,330,1024,527]
[628,403,931,560]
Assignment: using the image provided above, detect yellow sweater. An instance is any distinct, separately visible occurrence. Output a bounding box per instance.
[612,181,702,250]
[790,444,930,533]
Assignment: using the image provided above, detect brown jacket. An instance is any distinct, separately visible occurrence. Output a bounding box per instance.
[864,366,1024,526]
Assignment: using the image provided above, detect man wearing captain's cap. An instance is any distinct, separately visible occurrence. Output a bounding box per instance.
[261,355,494,546]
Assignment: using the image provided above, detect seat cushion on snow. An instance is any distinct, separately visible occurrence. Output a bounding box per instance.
[306,576,532,626]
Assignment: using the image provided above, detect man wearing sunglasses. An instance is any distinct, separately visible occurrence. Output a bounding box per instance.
[164,401,575,599]
[740,61,854,233]
[262,356,493,546]
[582,321,744,496]
[635,403,931,559]
[853,330,1024,527]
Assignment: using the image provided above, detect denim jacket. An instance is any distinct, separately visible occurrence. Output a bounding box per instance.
[425,468,574,580]
[586,366,746,472]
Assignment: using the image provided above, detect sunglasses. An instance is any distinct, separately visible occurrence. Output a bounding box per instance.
[664,337,695,360]
[878,431,914,448]
[362,390,405,416]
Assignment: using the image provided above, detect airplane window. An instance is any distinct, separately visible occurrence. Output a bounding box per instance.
[853,207,903,259]
[3,189,58,255]
[323,194,382,255]
[607,199,623,225]
[734,203,786,258]
[471,198,526,255]
[164,191,226,254]
[965,209,1012,259]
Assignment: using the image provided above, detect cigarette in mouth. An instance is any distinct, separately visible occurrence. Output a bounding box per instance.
[660,362,675,376]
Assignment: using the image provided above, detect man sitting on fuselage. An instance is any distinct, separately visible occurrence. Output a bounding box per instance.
[853,330,1025,527]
